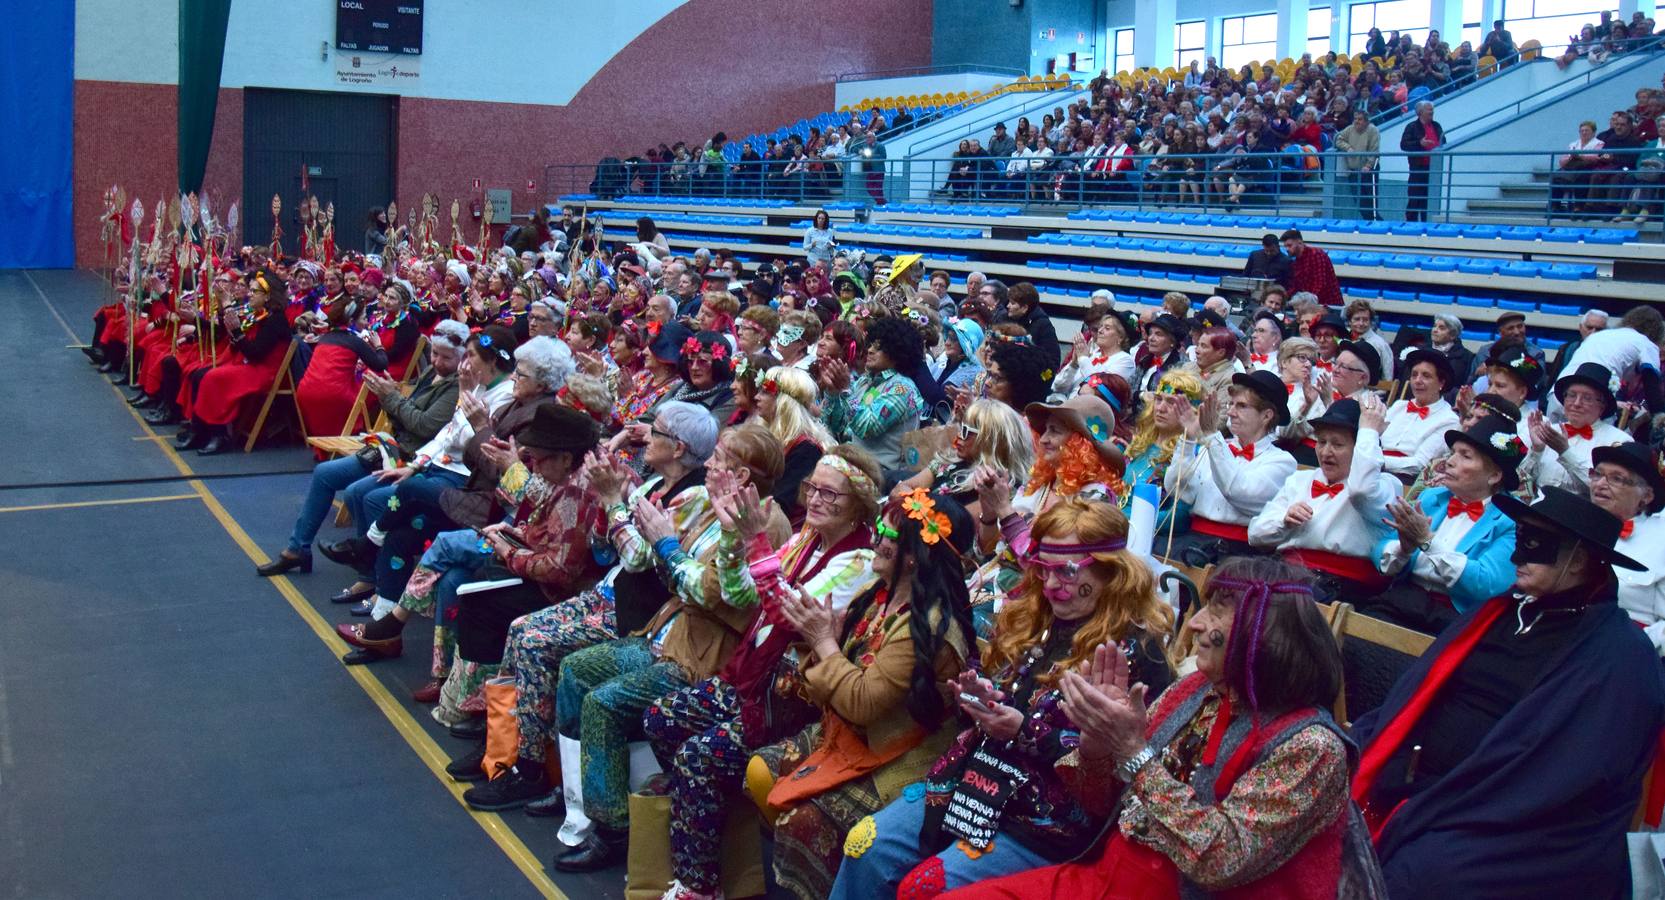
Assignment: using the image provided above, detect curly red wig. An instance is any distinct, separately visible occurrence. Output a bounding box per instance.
[1026,432,1126,499]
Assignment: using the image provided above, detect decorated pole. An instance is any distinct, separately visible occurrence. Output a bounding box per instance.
[125,198,145,384]
[269,194,283,258]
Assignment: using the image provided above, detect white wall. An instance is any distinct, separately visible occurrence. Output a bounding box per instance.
[75,0,688,105]
[834,73,1016,109]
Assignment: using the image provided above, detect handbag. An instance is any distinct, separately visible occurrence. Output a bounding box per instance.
[480,678,562,784]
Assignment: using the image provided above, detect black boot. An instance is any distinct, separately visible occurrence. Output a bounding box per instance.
[198,427,234,455]
[80,345,103,362]
[144,403,181,426]
[463,761,554,811]
[129,392,158,409]
[177,423,210,450]
[552,826,628,872]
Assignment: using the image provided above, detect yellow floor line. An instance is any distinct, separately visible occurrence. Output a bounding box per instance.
[0,493,198,514]
[41,274,567,898]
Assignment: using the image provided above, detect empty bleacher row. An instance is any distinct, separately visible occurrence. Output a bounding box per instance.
[564,195,1659,350]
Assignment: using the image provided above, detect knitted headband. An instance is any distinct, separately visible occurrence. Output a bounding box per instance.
[817,454,875,498]
[1209,575,1314,712]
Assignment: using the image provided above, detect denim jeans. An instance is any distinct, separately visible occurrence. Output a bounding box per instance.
[285,455,374,555]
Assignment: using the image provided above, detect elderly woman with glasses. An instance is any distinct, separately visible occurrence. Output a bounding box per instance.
[551,423,792,872]
[662,330,738,426]
[644,444,885,900]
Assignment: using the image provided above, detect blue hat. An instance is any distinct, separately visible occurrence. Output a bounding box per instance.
[650,321,694,365]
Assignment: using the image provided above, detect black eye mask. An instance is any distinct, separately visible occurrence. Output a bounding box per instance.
[1511,523,1564,567]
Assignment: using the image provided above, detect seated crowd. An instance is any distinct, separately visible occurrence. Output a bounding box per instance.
[1548,78,1665,224]
[82,213,1665,897]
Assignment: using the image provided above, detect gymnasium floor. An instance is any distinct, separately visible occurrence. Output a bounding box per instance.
[0,269,622,899]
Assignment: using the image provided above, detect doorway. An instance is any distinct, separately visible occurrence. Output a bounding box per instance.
[242,89,396,258]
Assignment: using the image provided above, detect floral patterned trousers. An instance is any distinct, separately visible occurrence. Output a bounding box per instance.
[503,588,616,762]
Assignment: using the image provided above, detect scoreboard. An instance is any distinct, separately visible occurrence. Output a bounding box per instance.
[336,0,423,55]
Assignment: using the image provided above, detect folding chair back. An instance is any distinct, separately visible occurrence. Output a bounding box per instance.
[1329,604,1435,725]
[242,338,303,452]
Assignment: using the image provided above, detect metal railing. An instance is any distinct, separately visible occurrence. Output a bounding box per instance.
[835,63,1027,82]
[1444,36,1665,147]
[552,147,1665,227]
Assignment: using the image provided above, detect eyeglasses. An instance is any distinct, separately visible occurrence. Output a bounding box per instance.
[650,426,678,443]
[1030,555,1094,584]
[1563,390,1602,407]
[804,482,849,506]
[512,369,536,380]
[1334,363,1369,376]
[1589,467,1641,488]
[957,422,980,441]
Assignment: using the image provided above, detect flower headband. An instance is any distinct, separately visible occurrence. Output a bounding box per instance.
[991,332,1034,346]
[1086,374,1123,413]
[899,487,953,545]
[818,454,875,497]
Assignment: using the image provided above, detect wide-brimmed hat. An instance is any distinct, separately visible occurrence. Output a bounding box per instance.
[1494,486,1645,570]
[515,402,601,455]
[1024,394,1123,471]
[1398,347,1455,390]
[890,253,924,280]
[1336,339,1382,384]
[832,272,866,298]
[1445,414,1528,493]
[1554,361,1618,418]
[1309,311,1347,337]
[1232,370,1293,426]
[649,321,694,364]
[1591,442,1665,514]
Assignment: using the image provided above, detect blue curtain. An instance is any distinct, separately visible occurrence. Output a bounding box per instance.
[0,0,74,268]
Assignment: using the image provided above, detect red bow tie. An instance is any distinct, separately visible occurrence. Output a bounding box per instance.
[1285,382,1297,395]
[1562,423,1594,440]
[1311,480,1345,499]
[1332,391,1347,402]
[1230,442,1255,460]
[1314,359,1335,371]
[1446,498,1486,521]
[1251,353,1269,364]
[1406,401,1432,419]
[1622,519,1635,539]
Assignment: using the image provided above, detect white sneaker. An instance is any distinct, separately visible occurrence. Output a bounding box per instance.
[660,879,722,900]
[366,522,387,547]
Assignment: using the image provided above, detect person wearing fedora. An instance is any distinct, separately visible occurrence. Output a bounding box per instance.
[1350,486,1665,899]
[1525,362,1629,494]
[1307,311,1346,371]
[1379,348,1460,479]
[1332,338,1382,404]
[1364,415,1525,634]
[1249,396,1401,601]
[1588,442,1665,654]
[1163,370,1297,562]
[871,251,922,315]
[1468,309,1545,384]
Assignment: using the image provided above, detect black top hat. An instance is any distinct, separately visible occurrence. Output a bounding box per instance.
[1494,486,1645,570]
[1472,392,1522,423]
[1309,312,1346,336]
[1554,361,1618,418]
[516,403,601,456]
[1591,442,1665,515]
[1232,370,1293,426]
[1252,309,1287,340]
[1308,397,1362,435]
[1445,414,1528,492]
[1486,343,1546,400]
[1398,346,1455,390]
[1336,339,1382,384]
[1148,313,1190,343]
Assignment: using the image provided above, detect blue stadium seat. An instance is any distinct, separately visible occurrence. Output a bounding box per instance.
[1419,257,1458,272]
[1382,289,1418,301]
[1455,295,1494,308]
[1457,260,1499,275]
[1499,261,1541,278]
[1384,255,1419,270]
[1418,291,1455,305]
[1497,299,1537,313]
[1348,287,1381,299]
[1538,264,1583,280]
[1192,243,1225,256]
[1540,302,1581,317]
[1357,221,1391,235]
[1461,329,1493,342]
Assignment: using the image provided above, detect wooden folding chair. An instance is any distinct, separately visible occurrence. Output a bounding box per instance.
[1329,604,1435,726]
[396,334,429,387]
[242,338,304,452]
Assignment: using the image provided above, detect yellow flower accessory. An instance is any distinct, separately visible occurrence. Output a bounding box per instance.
[844,815,878,858]
[899,487,954,546]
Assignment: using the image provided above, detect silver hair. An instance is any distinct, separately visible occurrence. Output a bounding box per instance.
[429,319,470,353]
[1416,100,1435,112]
[1583,309,1610,325]
[653,400,719,465]
[514,335,575,393]
[1290,291,1321,306]
[1204,295,1231,313]
[1432,312,1463,336]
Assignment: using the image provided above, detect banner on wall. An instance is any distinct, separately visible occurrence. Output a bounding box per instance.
[335,50,421,87]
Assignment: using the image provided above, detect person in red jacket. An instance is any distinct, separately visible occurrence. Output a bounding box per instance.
[294,295,389,443]
[1281,229,1342,307]
[177,268,296,455]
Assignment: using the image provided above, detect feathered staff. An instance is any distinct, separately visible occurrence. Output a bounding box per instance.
[322,202,337,266]
[479,195,495,259]
[215,201,239,365]
[385,199,400,251]
[448,198,461,255]
[125,198,145,384]
[100,185,121,289]
[269,193,283,258]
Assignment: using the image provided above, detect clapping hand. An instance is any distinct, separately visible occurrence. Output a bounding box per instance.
[1059,643,1149,765]
[363,369,396,399]
[1358,394,1387,433]
[632,495,677,543]
[1454,384,1475,419]
[477,435,519,472]
[458,390,490,430]
[1283,500,1314,527]
[818,358,852,393]
[710,478,764,544]
[949,669,1023,741]
[1384,497,1433,548]
[971,464,1014,520]
[1528,411,1568,453]
[780,585,846,656]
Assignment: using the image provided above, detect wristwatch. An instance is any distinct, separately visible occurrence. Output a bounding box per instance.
[1116,744,1157,783]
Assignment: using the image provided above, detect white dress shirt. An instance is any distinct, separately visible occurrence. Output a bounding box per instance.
[1249,427,1400,557]
[1280,381,1329,443]
[1377,498,1483,589]
[1166,432,1297,526]
[1526,419,1629,494]
[1616,513,1665,656]
[1380,397,1460,475]
[414,377,516,476]
[1567,327,1661,380]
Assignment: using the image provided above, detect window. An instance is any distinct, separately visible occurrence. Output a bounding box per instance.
[1221,13,1279,69]
[1114,28,1136,75]
[1348,0,1432,55]
[1310,6,1334,57]
[1175,20,1206,70]
[1460,0,1483,48]
[1503,0,1610,49]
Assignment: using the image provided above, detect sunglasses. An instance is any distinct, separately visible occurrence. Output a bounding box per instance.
[1029,555,1095,584]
